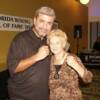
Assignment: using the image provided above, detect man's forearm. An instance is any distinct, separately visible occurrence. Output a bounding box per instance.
[15,54,38,73]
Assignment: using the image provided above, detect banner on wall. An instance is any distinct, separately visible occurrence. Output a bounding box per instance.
[0,14,33,31]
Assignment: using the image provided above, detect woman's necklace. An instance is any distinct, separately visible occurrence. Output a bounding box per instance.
[54,65,61,79]
[53,52,66,79]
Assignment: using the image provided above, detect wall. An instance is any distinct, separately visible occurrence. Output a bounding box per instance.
[88,0,100,48]
[0,0,88,71]
[47,0,88,53]
[0,0,49,71]
[88,0,100,18]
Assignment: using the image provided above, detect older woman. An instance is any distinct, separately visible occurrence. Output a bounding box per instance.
[47,29,93,100]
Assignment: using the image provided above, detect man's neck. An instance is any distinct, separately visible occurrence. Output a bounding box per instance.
[32,28,43,40]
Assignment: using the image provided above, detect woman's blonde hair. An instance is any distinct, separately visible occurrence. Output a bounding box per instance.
[47,29,70,51]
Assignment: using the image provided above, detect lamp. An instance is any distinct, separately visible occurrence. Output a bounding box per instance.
[79,0,90,5]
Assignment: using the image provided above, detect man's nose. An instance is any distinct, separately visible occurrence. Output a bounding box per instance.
[43,23,47,29]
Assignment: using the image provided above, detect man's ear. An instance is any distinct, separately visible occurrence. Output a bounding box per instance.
[34,17,36,26]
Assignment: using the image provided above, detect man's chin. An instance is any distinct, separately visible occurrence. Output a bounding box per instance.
[40,33,47,37]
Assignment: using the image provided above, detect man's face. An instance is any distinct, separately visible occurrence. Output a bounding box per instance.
[34,14,54,37]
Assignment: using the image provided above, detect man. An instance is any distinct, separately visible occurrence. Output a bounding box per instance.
[7,6,56,100]
[93,36,100,52]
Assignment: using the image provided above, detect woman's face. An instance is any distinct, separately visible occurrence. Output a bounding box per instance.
[49,36,64,54]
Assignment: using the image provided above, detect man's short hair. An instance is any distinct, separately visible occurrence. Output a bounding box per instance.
[35,6,56,19]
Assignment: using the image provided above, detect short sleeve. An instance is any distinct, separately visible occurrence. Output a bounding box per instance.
[7,35,25,77]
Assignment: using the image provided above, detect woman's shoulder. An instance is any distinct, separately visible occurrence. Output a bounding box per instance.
[66,53,78,59]
[66,53,81,64]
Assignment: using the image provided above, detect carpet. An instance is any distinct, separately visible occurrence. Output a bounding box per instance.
[81,68,100,100]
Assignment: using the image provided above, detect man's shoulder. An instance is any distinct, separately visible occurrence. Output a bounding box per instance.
[17,29,31,36]
[14,29,32,41]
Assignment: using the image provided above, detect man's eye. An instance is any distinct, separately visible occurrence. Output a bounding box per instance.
[48,22,52,25]
[40,20,44,23]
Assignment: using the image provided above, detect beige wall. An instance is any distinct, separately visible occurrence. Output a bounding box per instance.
[0,0,88,71]
[47,0,88,53]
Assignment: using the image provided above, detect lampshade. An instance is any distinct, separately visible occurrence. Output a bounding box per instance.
[79,0,90,4]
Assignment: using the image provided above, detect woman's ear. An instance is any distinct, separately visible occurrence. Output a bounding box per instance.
[62,39,66,49]
[65,42,70,51]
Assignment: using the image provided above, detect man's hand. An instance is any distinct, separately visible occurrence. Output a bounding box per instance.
[35,45,50,61]
[15,45,50,73]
